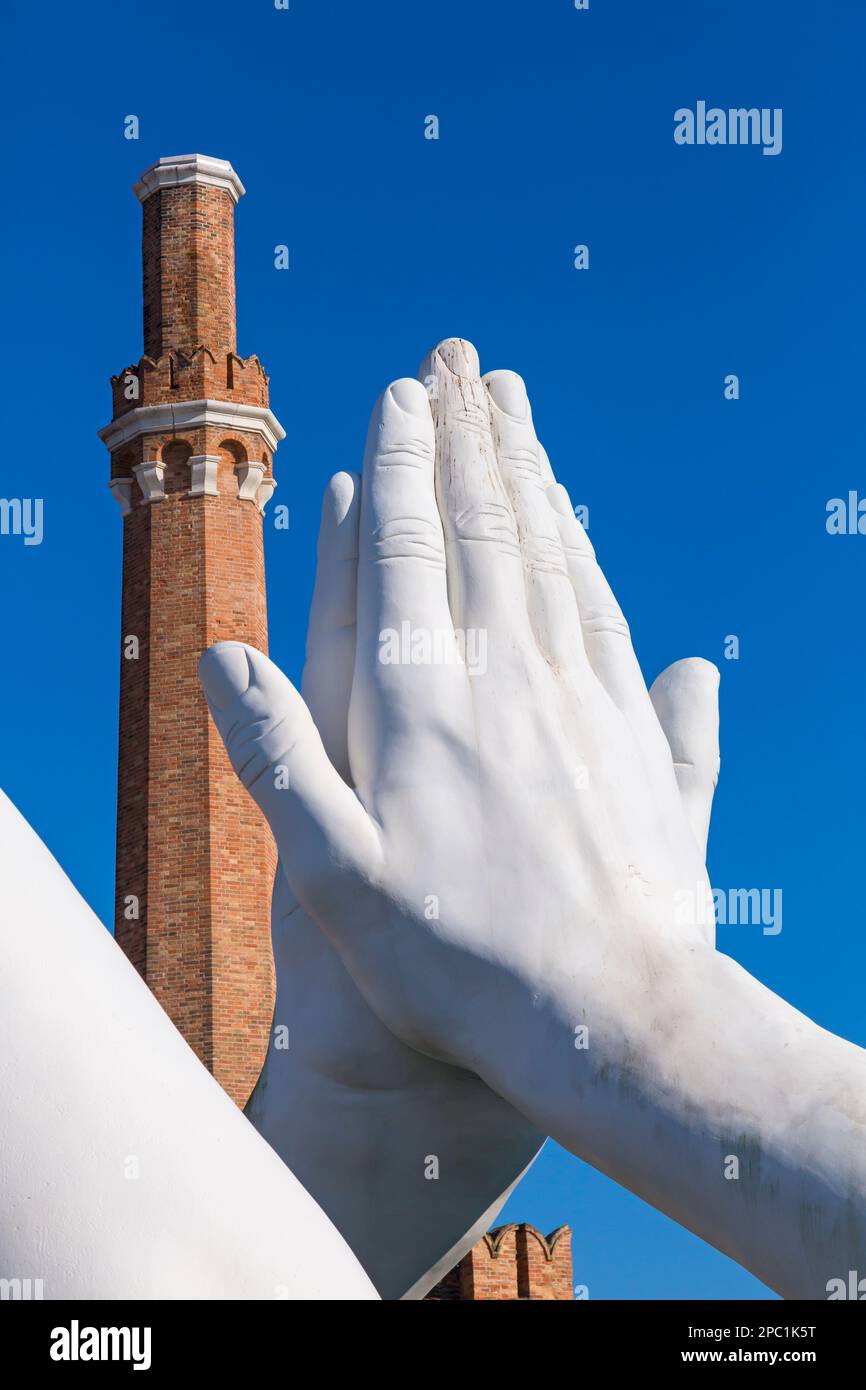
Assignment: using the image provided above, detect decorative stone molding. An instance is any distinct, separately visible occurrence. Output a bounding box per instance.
[106,456,277,512]
[134,154,245,206]
[188,455,220,498]
[133,460,166,505]
[236,460,267,503]
[520,1224,571,1261]
[98,399,286,456]
[481,1224,518,1258]
[108,478,135,517]
[257,477,278,515]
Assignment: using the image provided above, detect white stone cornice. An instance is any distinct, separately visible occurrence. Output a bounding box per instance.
[188,455,220,498]
[108,478,135,517]
[134,154,245,205]
[98,399,286,456]
[133,460,166,505]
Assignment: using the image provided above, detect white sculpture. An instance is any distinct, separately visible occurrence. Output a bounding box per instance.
[0,334,725,1301]
[0,787,376,1300]
[2,335,862,1301]
[201,339,866,1301]
[242,424,721,1300]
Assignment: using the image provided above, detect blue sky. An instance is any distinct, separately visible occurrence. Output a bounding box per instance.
[1,0,864,1298]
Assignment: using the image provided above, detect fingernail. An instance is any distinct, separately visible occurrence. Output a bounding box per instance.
[323,470,358,529]
[484,370,529,419]
[199,643,252,711]
[389,377,432,417]
[546,483,574,519]
[436,338,481,379]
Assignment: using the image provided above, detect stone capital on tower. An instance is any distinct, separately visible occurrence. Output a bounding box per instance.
[133,153,246,205]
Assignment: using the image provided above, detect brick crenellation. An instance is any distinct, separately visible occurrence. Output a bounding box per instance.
[110,347,270,418]
[424,1224,575,1301]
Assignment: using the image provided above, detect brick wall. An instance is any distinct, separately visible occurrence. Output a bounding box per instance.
[142,182,237,359]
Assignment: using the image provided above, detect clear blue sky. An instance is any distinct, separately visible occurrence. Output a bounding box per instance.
[1,0,864,1298]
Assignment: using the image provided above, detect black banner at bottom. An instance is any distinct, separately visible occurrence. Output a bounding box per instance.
[4,1297,861,1374]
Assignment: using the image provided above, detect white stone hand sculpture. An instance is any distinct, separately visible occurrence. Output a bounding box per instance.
[244,471,542,1301]
[240,437,721,1302]
[0,787,376,1300]
[202,339,866,1300]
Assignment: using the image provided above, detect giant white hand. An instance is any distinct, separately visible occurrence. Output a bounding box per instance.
[245,411,720,1302]
[243,407,723,1300]
[0,788,376,1300]
[202,339,866,1299]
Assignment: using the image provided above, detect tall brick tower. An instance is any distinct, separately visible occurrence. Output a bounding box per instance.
[99,155,283,1108]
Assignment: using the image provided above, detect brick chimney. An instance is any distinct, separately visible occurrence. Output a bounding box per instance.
[99,155,282,1108]
[424,1224,575,1300]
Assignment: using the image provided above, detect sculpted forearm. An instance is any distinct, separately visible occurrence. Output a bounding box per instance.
[0,790,377,1300]
[474,934,866,1300]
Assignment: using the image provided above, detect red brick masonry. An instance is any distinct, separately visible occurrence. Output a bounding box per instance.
[425,1224,574,1300]
[105,158,279,1108]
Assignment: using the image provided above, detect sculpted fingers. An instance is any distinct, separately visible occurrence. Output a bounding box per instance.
[356,378,450,643]
[352,377,465,794]
[546,480,650,718]
[650,658,721,860]
[484,370,587,679]
[200,643,381,921]
[302,471,360,783]
[419,339,534,652]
